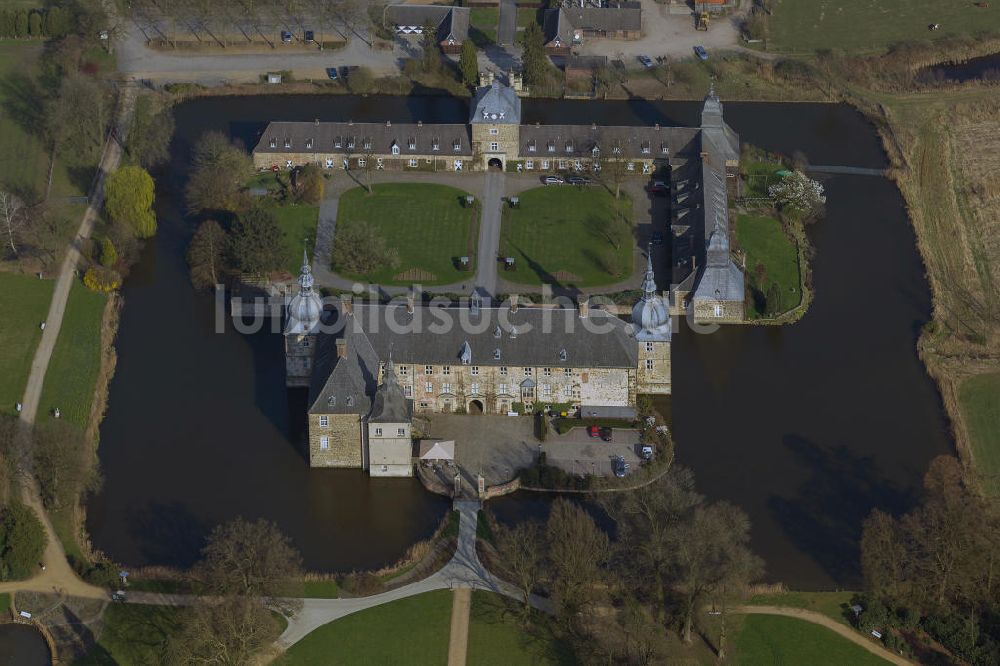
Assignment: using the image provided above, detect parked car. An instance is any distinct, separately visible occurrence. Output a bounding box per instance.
[587,425,601,438]
[648,179,668,195]
[599,427,613,442]
[304,29,315,42]
[640,445,654,461]
[326,67,339,81]
[281,30,293,43]
[651,231,664,245]
[567,175,591,185]
[543,175,564,185]
[637,54,654,69]
[694,45,709,61]
[613,455,629,478]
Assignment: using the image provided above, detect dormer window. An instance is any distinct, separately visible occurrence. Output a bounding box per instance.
[363,137,371,149]
[660,143,669,154]
[408,137,416,150]
[546,141,555,153]
[565,141,573,153]
[391,142,400,155]
[432,138,440,151]
[327,396,336,407]
[347,137,355,149]
[559,349,567,361]
[591,146,599,157]
[453,139,461,151]
[306,138,313,149]
[269,138,276,148]
[528,139,536,152]
[335,136,342,148]
[284,138,291,149]
[641,141,650,154]
[494,349,501,360]
[345,396,354,407]
[612,146,622,155]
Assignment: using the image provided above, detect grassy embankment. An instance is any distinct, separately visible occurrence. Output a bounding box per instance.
[334,183,478,286]
[500,186,633,288]
[76,603,182,666]
[735,214,802,319]
[469,7,498,47]
[734,614,890,665]
[0,273,54,416]
[278,590,453,665]
[467,591,575,665]
[765,0,1000,53]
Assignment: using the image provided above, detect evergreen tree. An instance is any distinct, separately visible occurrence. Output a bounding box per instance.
[420,20,440,73]
[13,9,28,38]
[0,502,46,581]
[0,11,11,39]
[459,40,478,88]
[44,7,72,38]
[521,22,549,87]
[28,10,42,37]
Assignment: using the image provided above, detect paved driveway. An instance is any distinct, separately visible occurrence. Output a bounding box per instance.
[544,426,642,477]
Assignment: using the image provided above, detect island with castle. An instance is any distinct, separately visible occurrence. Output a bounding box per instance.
[251,81,745,479]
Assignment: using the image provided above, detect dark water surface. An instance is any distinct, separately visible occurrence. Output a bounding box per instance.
[0,625,50,666]
[88,94,951,588]
[917,53,1000,83]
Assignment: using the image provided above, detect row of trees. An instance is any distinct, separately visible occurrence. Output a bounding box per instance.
[0,6,73,39]
[492,466,762,662]
[860,455,1000,664]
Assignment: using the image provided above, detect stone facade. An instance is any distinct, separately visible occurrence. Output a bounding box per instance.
[310,413,363,467]
[471,122,520,171]
[637,340,671,394]
[368,420,413,477]
[285,333,316,388]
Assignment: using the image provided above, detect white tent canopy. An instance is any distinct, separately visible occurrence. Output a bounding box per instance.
[419,440,455,461]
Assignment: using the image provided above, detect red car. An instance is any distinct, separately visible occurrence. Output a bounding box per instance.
[587,425,601,438]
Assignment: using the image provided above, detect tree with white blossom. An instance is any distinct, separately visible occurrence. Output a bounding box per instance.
[769,170,826,218]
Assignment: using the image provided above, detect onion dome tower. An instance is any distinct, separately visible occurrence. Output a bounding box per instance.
[285,248,323,387]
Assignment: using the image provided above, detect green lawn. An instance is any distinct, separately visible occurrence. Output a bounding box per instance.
[0,41,51,198]
[76,603,182,666]
[501,186,634,288]
[767,0,1000,53]
[517,8,539,29]
[734,214,801,318]
[747,590,856,626]
[39,281,106,427]
[959,372,1000,496]
[0,273,54,417]
[470,7,498,47]
[269,203,320,276]
[302,579,340,598]
[734,614,890,665]
[279,590,453,665]
[467,591,575,665]
[334,183,477,286]
[743,160,785,198]
[0,593,9,614]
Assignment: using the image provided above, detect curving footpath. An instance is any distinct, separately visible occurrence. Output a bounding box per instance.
[277,500,551,649]
[730,605,913,666]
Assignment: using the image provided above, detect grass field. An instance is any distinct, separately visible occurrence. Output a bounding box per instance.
[767,0,1000,53]
[76,603,182,666]
[0,273,54,416]
[467,591,575,665]
[742,159,786,198]
[735,214,801,318]
[334,183,477,286]
[734,614,890,664]
[279,590,453,665]
[269,203,319,276]
[0,593,9,614]
[959,372,1000,496]
[38,281,106,427]
[302,579,340,598]
[0,41,51,198]
[470,7,498,47]
[500,186,634,288]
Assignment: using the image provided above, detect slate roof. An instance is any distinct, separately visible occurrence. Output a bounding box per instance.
[542,9,574,47]
[518,124,699,161]
[385,5,470,43]
[369,360,413,423]
[470,82,522,125]
[254,121,473,157]
[562,4,642,33]
[309,323,379,416]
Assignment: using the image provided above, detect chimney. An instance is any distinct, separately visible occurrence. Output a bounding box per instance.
[386,120,391,127]
[591,122,597,130]
[314,118,320,125]
[336,338,347,359]
[578,298,589,318]
[418,120,423,128]
[340,295,353,316]
[406,293,415,314]
[348,119,354,126]
[510,294,519,313]
[654,123,660,131]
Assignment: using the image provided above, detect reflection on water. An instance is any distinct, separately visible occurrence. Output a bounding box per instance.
[0,625,50,666]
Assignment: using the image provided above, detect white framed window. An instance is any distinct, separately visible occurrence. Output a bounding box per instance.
[408,138,416,149]
[425,382,433,394]
[442,382,452,393]
[646,342,654,352]
[376,157,384,169]
[499,383,508,394]
[335,137,342,148]
[547,142,555,153]
[626,162,635,171]
[453,140,462,151]
[489,128,499,135]
[714,304,723,317]
[523,367,531,376]
[363,138,372,149]
[442,366,451,375]
[319,436,330,450]
[542,384,552,397]
[543,368,552,377]
[646,359,654,370]
[432,139,440,151]
[471,382,480,394]
[397,427,406,437]
[499,366,508,375]
[642,163,651,174]
[454,159,463,171]
[399,365,408,375]
[408,159,418,167]
[528,142,536,152]
[306,138,313,149]
[558,160,566,170]
[563,368,572,375]
[284,138,291,148]
[319,415,329,428]
[375,427,382,436]
[269,138,277,148]
[425,365,433,374]
[490,142,499,152]
[391,144,400,155]
[357,157,366,167]
[541,159,549,169]
[404,385,412,398]
[471,366,479,376]
[565,142,573,153]
[525,160,534,170]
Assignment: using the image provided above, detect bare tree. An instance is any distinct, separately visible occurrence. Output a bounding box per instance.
[545,498,608,622]
[600,139,628,199]
[361,144,376,194]
[166,595,280,666]
[493,518,545,621]
[0,191,27,257]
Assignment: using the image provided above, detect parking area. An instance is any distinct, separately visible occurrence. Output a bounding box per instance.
[544,425,643,477]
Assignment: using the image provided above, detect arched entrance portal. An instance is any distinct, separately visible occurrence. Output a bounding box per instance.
[487,157,503,170]
[469,400,484,415]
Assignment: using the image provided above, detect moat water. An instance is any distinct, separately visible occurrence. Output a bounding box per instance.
[0,625,50,666]
[87,94,951,588]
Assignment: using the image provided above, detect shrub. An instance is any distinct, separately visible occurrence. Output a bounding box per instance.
[0,502,46,581]
[99,237,117,267]
[340,572,384,596]
[83,266,121,292]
